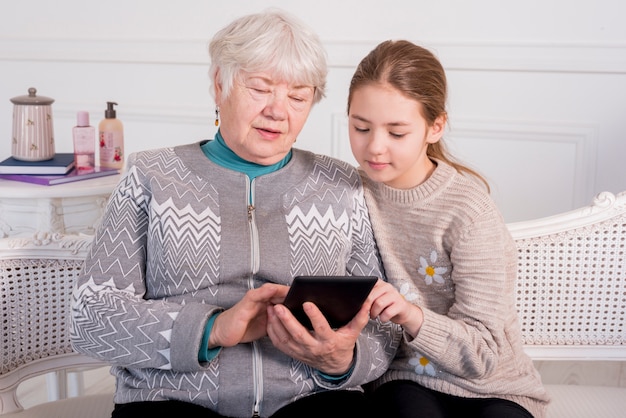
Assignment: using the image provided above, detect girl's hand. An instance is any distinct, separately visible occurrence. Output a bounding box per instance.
[367,279,424,338]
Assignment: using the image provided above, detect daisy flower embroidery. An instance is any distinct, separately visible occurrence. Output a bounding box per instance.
[419,250,447,285]
[399,282,418,301]
[409,355,436,376]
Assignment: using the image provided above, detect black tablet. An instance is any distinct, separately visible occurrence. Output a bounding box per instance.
[283,275,377,330]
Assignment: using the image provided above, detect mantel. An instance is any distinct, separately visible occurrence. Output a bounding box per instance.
[0,174,121,259]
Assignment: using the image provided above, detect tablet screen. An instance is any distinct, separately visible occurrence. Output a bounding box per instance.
[283,275,377,329]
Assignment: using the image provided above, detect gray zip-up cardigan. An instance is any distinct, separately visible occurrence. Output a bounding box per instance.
[70,142,401,418]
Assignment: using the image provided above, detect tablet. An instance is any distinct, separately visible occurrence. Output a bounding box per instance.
[283,275,377,330]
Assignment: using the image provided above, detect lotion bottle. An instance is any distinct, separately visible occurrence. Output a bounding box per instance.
[73,111,95,173]
[98,101,124,169]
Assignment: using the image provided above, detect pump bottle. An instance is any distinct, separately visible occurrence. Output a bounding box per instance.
[99,101,124,169]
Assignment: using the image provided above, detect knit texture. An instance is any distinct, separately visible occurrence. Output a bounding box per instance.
[70,142,401,418]
[362,160,549,418]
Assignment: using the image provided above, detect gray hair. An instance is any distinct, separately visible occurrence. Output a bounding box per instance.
[208,9,327,104]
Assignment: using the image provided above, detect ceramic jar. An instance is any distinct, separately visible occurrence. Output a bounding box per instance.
[10,87,55,161]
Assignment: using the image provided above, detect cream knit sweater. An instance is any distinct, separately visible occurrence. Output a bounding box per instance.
[362,161,549,418]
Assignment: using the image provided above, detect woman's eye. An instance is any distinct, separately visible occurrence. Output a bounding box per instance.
[390,132,405,139]
[289,96,305,103]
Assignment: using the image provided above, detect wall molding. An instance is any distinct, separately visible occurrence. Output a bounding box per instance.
[53,102,210,126]
[1,38,626,74]
[330,113,354,164]
[447,119,599,210]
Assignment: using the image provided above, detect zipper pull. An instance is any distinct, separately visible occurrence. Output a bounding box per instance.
[247,204,255,222]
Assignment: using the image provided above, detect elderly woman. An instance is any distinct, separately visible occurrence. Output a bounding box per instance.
[70,10,400,418]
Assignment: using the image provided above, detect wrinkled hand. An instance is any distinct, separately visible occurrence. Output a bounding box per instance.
[267,298,372,375]
[368,279,423,338]
[209,283,289,348]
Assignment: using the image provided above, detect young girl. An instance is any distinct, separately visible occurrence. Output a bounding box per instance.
[348,40,550,418]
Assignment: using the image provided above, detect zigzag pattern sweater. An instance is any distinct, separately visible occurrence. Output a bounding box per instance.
[70,142,400,418]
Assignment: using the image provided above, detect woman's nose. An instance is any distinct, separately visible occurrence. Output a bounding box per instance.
[263,92,288,120]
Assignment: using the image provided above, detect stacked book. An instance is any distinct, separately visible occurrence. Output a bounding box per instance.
[0,153,119,185]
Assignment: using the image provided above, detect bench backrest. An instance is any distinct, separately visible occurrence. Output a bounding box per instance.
[508,191,626,361]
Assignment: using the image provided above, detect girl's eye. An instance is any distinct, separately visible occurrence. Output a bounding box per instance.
[390,132,405,139]
[354,126,369,133]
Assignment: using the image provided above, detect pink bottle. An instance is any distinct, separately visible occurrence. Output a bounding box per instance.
[73,111,96,173]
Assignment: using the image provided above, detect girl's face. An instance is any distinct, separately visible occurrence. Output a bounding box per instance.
[348,83,444,189]
[215,71,315,165]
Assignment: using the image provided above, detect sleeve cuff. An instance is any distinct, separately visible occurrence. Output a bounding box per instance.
[315,356,355,383]
[198,312,222,363]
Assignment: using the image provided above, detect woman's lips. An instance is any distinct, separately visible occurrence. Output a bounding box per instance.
[256,127,281,139]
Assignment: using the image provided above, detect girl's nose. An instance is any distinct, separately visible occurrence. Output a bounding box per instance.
[367,130,386,155]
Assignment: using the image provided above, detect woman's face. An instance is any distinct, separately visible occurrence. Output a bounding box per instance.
[215,71,315,165]
[348,82,444,189]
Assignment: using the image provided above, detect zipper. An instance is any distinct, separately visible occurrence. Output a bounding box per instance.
[247,179,263,417]
[251,341,263,417]
[248,180,260,276]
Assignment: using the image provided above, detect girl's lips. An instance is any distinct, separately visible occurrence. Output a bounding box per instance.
[367,161,388,170]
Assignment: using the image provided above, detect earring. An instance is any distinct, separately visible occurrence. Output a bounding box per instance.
[214,106,220,127]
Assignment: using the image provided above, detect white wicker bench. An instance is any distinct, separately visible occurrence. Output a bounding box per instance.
[1,191,625,417]
[509,190,626,417]
[0,250,113,417]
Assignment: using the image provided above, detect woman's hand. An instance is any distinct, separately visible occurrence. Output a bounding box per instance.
[267,300,371,375]
[209,283,289,348]
[368,279,424,338]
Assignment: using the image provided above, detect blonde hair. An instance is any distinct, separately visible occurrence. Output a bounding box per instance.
[348,40,489,191]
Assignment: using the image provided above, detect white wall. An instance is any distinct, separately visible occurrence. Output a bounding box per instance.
[1,0,625,221]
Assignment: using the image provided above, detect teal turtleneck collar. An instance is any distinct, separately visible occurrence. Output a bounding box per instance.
[200,130,292,181]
